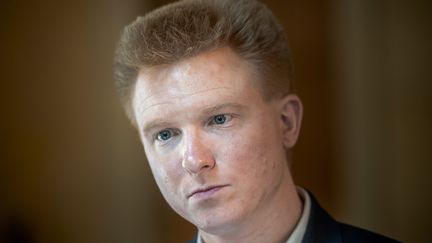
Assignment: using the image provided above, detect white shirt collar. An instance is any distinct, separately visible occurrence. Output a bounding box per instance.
[197,187,311,243]
[286,187,311,243]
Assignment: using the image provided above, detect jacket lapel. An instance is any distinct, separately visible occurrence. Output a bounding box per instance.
[301,192,342,243]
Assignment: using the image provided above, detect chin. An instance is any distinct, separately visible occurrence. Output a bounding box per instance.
[191,207,245,235]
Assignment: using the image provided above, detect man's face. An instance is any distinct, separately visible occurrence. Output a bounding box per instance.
[132,48,300,233]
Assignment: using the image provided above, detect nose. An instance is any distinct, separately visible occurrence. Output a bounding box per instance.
[181,130,215,175]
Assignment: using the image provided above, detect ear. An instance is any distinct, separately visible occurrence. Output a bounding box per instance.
[277,94,303,149]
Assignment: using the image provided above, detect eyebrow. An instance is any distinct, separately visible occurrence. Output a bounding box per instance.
[141,102,247,136]
[201,102,247,115]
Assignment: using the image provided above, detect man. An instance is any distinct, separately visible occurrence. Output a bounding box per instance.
[114,0,399,242]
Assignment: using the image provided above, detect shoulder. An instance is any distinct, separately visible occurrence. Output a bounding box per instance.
[303,191,400,243]
[338,223,401,243]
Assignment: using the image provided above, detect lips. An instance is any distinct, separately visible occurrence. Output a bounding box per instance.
[187,185,228,199]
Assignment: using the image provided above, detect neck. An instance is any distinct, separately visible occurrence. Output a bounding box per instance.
[199,172,302,243]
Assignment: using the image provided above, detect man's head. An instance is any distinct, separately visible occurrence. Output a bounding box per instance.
[114,0,303,240]
[114,0,295,125]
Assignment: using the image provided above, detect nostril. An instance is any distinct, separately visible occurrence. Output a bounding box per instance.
[182,156,215,175]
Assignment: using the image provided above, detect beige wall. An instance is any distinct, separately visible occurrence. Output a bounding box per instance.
[1,0,160,242]
[331,0,432,242]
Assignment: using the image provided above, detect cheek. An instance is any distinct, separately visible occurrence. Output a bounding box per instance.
[217,123,281,181]
[145,150,195,219]
[146,151,184,199]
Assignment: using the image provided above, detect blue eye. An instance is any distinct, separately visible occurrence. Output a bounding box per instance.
[213,114,227,125]
[156,129,173,141]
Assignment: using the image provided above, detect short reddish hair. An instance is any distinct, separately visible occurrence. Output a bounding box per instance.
[114,0,294,122]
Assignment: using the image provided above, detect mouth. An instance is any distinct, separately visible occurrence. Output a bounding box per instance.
[187,185,229,199]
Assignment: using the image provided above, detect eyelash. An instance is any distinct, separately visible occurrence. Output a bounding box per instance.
[154,129,178,142]
[207,114,233,126]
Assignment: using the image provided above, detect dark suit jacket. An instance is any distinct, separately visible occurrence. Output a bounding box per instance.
[188,192,400,243]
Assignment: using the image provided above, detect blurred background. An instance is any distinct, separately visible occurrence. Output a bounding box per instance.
[1,0,431,242]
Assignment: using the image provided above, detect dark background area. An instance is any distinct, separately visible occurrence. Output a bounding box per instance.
[1,0,431,242]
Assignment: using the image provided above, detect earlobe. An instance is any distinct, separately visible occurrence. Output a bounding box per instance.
[278,94,303,149]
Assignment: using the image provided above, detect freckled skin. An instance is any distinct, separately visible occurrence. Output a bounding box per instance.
[132,47,303,242]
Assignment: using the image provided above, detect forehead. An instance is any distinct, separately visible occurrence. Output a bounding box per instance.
[132,48,262,117]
